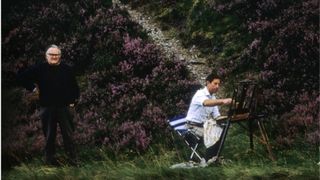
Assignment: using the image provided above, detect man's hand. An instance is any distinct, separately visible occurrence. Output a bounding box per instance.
[221,98,232,105]
[69,103,76,116]
[26,85,39,102]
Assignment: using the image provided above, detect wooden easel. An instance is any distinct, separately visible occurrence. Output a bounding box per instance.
[216,80,276,161]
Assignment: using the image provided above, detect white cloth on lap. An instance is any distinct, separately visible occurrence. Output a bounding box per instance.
[203,118,223,148]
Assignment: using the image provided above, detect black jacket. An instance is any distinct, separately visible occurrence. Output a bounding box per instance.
[18,62,80,106]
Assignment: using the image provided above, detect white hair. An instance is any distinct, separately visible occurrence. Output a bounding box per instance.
[45,44,61,55]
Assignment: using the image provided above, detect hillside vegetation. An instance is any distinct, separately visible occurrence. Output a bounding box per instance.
[2,0,319,178]
[121,0,319,146]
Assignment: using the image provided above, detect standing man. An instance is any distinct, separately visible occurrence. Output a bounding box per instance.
[18,44,80,166]
[186,72,232,165]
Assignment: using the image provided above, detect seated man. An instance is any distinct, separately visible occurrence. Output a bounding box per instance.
[185,72,232,164]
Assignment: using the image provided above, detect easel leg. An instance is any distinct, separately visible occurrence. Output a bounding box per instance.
[249,120,254,150]
[215,120,231,160]
[257,120,276,161]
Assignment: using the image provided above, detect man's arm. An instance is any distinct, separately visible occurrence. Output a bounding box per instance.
[203,98,232,106]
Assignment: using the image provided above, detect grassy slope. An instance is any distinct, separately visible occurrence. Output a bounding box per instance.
[3,126,319,179]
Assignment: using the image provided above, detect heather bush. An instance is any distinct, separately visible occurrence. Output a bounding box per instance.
[2,89,44,168]
[211,0,319,145]
[276,92,319,146]
[2,0,141,85]
[76,35,199,152]
[123,0,319,146]
[247,0,319,145]
[3,0,199,166]
[3,0,116,161]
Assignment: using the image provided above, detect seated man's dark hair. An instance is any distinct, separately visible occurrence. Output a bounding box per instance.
[206,72,221,83]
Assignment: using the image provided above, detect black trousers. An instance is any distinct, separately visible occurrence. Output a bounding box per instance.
[205,137,222,161]
[39,106,75,161]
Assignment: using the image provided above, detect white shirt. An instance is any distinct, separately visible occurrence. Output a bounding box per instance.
[186,87,221,124]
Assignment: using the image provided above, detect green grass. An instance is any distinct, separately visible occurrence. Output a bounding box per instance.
[3,127,319,180]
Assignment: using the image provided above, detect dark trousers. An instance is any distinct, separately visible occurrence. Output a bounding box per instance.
[205,137,222,161]
[39,106,75,161]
